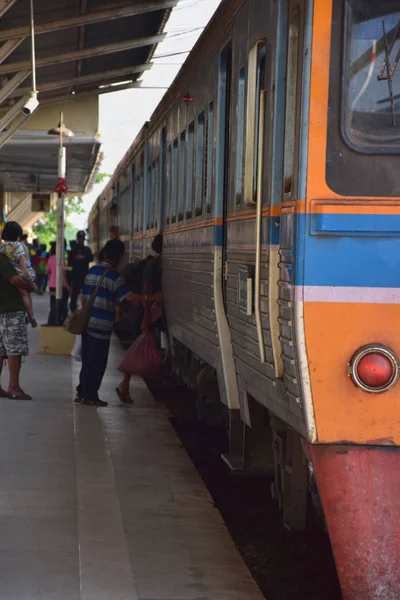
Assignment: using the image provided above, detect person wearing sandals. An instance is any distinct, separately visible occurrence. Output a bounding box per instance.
[0,222,38,327]
[0,247,35,400]
[74,239,162,407]
[116,233,164,404]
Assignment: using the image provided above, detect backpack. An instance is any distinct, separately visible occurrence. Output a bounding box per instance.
[37,257,47,276]
[121,256,154,294]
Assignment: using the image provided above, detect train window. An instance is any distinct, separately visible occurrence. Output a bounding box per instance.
[178,131,186,222]
[150,164,157,230]
[283,8,300,197]
[147,166,152,230]
[171,139,178,223]
[154,159,159,229]
[205,101,214,215]
[195,112,205,216]
[131,165,136,233]
[166,145,172,224]
[186,122,195,219]
[235,68,246,204]
[133,172,140,233]
[343,2,400,153]
[244,41,266,204]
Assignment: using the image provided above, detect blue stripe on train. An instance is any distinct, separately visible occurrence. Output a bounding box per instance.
[300,212,400,288]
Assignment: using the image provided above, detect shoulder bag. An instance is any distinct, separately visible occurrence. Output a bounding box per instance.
[64,267,111,335]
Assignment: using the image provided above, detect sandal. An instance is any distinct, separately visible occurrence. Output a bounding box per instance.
[9,392,33,400]
[115,387,133,404]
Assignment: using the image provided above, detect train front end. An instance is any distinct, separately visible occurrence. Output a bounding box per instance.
[301,1,400,598]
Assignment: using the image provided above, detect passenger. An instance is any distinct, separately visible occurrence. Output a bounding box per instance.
[75,239,162,407]
[69,230,93,312]
[33,249,48,295]
[0,221,38,328]
[0,231,34,400]
[46,242,71,325]
[116,233,164,404]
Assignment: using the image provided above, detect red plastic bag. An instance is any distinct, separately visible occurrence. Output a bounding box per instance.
[118,332,164,379]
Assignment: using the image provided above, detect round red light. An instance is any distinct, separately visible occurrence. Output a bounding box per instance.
[356,353,393,388]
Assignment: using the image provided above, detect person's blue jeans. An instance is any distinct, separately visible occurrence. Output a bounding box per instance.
[77,332,110,401]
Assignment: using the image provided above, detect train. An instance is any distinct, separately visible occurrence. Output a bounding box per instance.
[88,1,400,598]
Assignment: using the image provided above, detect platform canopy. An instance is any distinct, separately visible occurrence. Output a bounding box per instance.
[0,0,176,198]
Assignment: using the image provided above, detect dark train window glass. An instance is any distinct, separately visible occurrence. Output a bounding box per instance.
[195,112,205,216]
[186,122,195,219]
[166,145,172,224]
[206,101,214,214]
[147,166,152,230]
[235,69,246,204]
[283,7,300,197]
[344,2,400,152]
[150,164,157,229]
[254,46,266,199]
[171,139,178,222]
[178,131,185,221]
[155,159,159,229]
[131,165,136,233]
[245,40,266,203]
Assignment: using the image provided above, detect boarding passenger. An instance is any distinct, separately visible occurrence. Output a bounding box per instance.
[69,230,93,312]
[75,239,162,407]
[0,242,34,400]
[116,233,164,404]
[0,222,38,327]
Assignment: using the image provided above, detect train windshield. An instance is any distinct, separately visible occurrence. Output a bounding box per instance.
[344,1,400,152]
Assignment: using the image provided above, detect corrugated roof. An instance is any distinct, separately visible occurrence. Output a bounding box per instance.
[0,0,176,193]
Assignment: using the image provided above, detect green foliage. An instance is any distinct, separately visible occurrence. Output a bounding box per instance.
[32,173,111,248]
[95,172,112,184]
[33,195,85,248]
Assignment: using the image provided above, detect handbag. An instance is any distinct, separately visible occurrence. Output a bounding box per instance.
[64,267,111,335]
[118,331,167,379]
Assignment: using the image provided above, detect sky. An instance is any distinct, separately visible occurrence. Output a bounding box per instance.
[70,0,221,230]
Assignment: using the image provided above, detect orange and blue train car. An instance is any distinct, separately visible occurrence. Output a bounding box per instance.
[89,0,400,597]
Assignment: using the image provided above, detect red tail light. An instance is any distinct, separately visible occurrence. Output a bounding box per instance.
[348,345,399,393]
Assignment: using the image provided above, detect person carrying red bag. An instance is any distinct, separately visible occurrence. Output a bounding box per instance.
[116,233,166,403]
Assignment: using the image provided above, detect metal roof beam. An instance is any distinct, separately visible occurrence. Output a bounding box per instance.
[0,70,30,103]
[0,37,25,64]
[0,34,166,75]
[39,81,145,104]
[0,111,29,150]
[11,64,151,97]
[0,95,28,131]
[0,0,19,19]
[0,1,178,42]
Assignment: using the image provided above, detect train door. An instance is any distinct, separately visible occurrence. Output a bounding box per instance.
[213,41,240,414]
[278,0,305,366]
[217,43,232,309]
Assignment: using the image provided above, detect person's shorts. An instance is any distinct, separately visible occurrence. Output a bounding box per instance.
[0,312,29,357]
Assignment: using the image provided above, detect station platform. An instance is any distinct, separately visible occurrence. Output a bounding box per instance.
[0,295,264,600]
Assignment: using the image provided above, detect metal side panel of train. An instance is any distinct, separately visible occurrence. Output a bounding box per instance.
[88,0,400,597]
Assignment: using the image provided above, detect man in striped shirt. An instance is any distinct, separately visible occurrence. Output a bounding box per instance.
[75,239,161,407]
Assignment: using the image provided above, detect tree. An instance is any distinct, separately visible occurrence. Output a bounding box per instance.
[32,173,112,248]
[95,172,112,184]
[33,195,85,248]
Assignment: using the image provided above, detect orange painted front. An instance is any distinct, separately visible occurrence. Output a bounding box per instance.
[305,303,400,444]
[303,1,400,444]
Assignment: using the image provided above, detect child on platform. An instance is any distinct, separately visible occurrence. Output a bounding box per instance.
[0,221,37,327]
